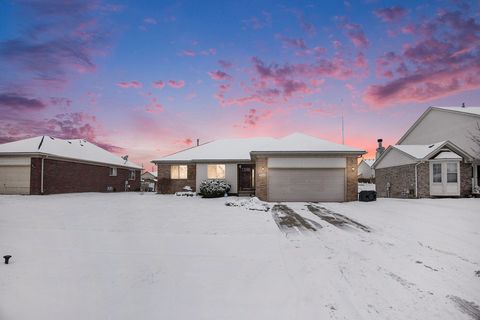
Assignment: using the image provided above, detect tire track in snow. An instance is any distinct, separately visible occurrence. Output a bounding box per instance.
[447,295,480,320]
[271,204,321,235]
[306,204,371,233]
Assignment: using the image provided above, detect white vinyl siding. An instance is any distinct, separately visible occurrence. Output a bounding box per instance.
[375,148,416,169]
[196,163,239,193]
[400,109,479,157]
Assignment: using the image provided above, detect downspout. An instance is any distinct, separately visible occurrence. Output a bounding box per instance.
[40,156,45,194]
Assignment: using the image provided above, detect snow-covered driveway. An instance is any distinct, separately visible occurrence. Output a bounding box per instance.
[0,193,479,320]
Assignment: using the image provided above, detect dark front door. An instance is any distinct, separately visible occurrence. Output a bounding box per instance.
[238,164,255,192]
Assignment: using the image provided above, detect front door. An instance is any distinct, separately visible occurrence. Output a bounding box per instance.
[429,161,460,196]
[238,164,255,192]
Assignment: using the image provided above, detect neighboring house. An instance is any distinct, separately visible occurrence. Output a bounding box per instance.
[373,106,480,198]
[0,136,142,195]
[358,159,375,182]
[141,171,157,191]
[152,133,365,202]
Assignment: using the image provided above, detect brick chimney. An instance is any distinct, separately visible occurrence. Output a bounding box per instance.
[375,138,385,160]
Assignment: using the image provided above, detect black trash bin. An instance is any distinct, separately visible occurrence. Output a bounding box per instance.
[359,190,376,202]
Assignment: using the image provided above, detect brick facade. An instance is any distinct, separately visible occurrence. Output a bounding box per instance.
[30,157,141,195]
[460,162,473,197]
[157,164,196,193]
[346,157,359,201]
[376,161,473,198]
[254,157,268,201]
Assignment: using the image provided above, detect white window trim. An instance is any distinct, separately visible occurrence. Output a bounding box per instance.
[109,167,117,177]
[129,170,136,181]
[171,165,188,180]
[429,160,460,196]
[207,164,226,179]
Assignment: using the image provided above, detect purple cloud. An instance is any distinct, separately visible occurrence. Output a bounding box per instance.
[374,6,407,22]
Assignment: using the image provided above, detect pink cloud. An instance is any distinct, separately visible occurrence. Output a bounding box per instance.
[218,60,233,68]
[181,50,196,57]
[374,6,407,22]
[200,48,216,56]
[145,96,164,113]
[208,70,232,81]
[117,81,142,88]
[364,67,480,107]
[176,138,193,146]
[242,108,273,128]
[144,17,157,25]
[152,80,165,89]
[167,80,185,89]
[364,8,480,107]
[242,11,272,30]
[401,24,415,34]
[342,23,369,48]
[279,36,307,50]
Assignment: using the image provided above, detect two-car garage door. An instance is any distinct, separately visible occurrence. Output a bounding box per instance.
[268,168,345,202]
[266,157,347,202]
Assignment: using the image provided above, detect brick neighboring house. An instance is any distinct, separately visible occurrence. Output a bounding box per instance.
[152,133,365,202]
[374,106,480,198]
[0,136,142,195]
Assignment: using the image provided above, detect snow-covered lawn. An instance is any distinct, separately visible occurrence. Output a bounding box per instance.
[0,193,479,320]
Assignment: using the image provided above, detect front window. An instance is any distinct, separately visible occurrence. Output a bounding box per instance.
[447,163,458,183]
[208,164,225,179]
[109,167,117,176]
[433,163,442,183]
[129,170,136,180]
[171,165,188,179]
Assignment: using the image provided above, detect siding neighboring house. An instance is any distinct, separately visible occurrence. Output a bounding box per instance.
[358,159,375,182]
[141,171,157,191]
[0,136,142,195]
[152,133,365,202]
[373,106,480,198]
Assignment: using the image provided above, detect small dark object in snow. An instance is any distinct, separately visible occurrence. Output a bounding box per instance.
[3,255,12,264]
[415,260,422,264]
[475,270,480,277]
[359,190,376,202]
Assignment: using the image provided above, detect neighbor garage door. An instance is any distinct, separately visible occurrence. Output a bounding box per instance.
[268,168,345,202]
[0,157,31,195]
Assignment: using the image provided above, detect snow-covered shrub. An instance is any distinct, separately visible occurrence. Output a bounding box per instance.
[225,197,270,212]
[199,179,231,198]
[175,191,196,197]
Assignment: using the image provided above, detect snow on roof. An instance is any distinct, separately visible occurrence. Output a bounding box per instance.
[433,151,462,160]
[362,159,375,167]
[154,133,365,162]
[433,106,480,116]
[0,136,142,169]
[393,141,446,159]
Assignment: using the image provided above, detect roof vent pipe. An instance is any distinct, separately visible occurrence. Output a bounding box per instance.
[461,102,465,108]
[375,138,385,160]
[196,139,200,146]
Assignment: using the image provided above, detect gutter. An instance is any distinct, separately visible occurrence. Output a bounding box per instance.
[41,156,45,194]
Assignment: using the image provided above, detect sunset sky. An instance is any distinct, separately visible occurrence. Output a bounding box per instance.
[1,0,479,169]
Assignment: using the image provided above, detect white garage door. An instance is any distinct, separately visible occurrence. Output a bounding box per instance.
[0,166,31,195]
[268,168,345,202]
